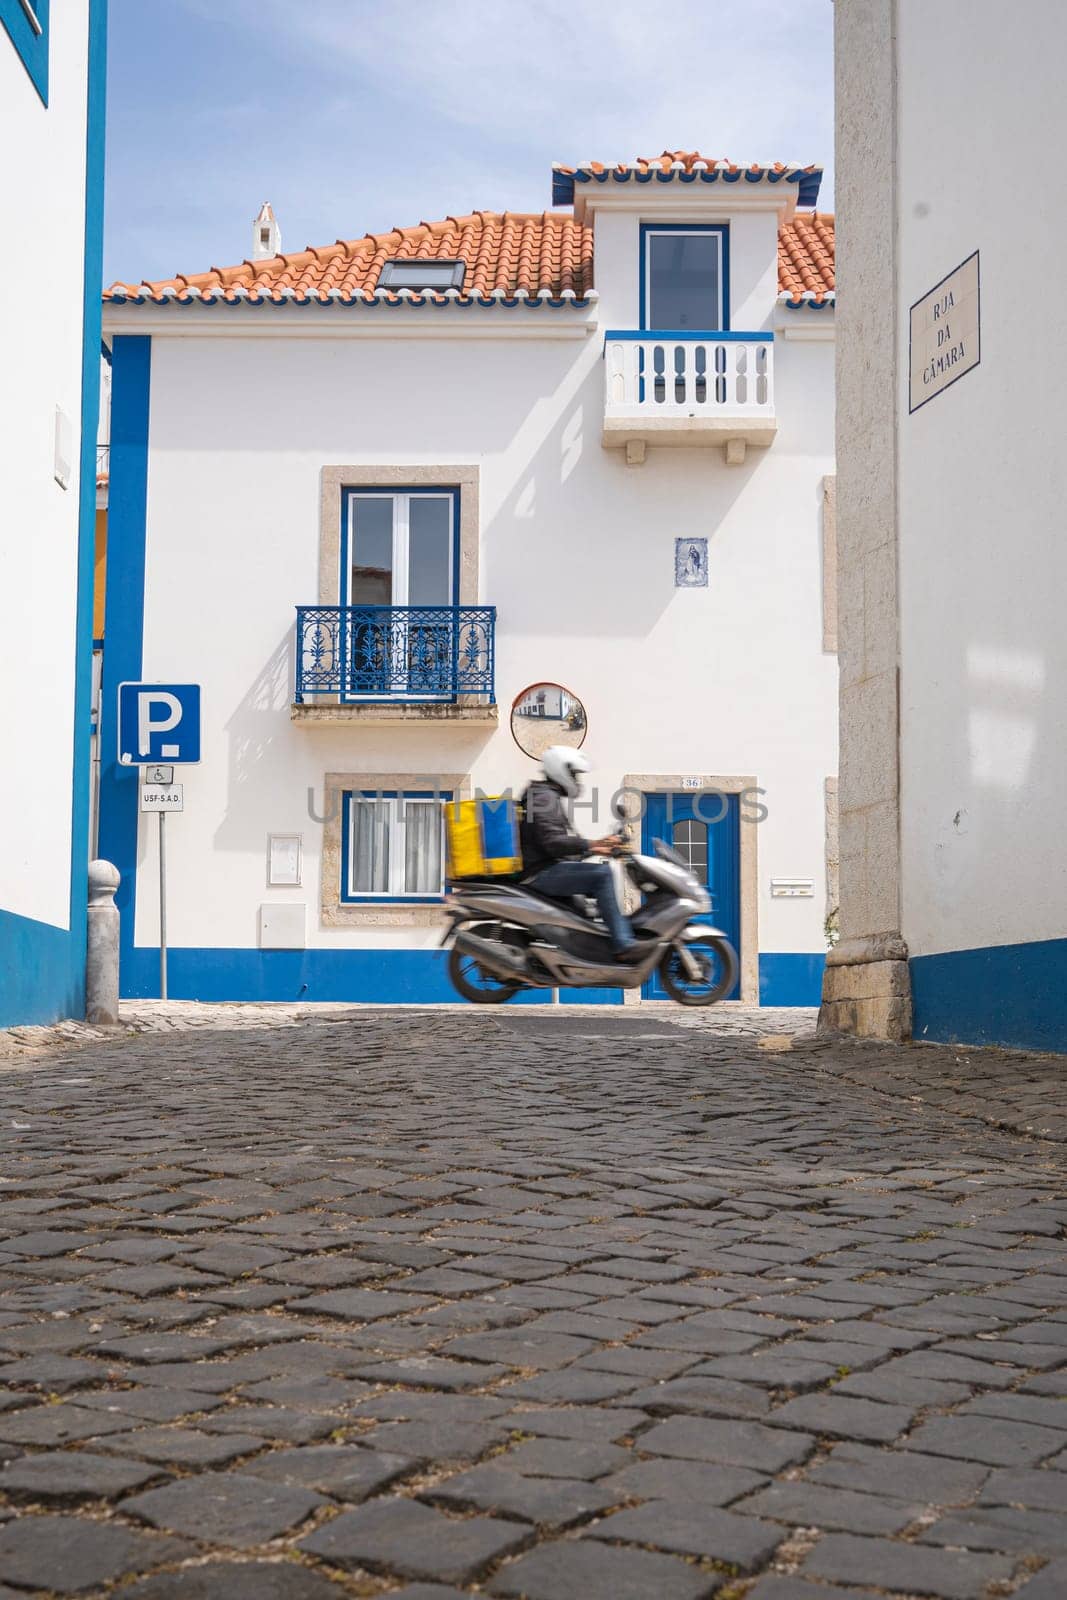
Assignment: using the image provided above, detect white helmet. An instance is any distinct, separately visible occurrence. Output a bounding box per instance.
[542,746,591,798]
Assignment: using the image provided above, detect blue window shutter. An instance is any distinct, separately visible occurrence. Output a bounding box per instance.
[1,0,50,105]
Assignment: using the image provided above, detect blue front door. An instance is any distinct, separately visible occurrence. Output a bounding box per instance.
[641,791,741,1000]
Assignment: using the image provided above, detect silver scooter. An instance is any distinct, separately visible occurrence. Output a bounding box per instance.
[441,839,738,1005]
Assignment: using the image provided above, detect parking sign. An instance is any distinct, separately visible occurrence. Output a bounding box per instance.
[118,683,201,765]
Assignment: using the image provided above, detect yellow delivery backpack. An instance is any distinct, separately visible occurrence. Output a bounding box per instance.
[445,795,523,879]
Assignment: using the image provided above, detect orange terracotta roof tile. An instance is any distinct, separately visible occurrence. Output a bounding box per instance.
[778,212,835,303]
[105,186,834,309]
[553,149,824,209]
[106,212,595,305]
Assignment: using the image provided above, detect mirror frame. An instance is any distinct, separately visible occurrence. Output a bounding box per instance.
[509,681,588,758]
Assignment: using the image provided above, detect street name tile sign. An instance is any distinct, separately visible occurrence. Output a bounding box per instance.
[909,250,980,413]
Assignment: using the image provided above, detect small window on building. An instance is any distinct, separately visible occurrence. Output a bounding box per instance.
[642,225,728,331]
[378,259,466,293]
[672,818,708,874]
[2,0,50,103]
[342,791,448,900]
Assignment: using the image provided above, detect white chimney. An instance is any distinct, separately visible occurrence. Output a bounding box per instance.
[252,201,280,260]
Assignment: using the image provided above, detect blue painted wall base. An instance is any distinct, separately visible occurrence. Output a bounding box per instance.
[119,946,623,1006]
[0,910,80,1028]
[112,946,827,1008]
[911,937,1067,1054]
[759,953,825,1007]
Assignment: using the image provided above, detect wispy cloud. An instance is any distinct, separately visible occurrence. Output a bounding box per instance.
[105,0,832,283]
[199,0,831,163]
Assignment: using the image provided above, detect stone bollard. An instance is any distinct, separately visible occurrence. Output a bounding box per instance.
[86,859,121,1025]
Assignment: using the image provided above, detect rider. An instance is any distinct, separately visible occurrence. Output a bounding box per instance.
[520,747,643,962]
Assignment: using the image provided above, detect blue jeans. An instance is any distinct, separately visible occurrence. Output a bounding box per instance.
[525,861,634,953]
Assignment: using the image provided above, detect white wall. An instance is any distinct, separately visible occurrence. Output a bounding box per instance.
[896,0,1067,956]
[126,314,836,962]
[0,5,90,932]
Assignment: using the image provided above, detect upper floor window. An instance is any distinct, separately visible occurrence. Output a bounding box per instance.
[343,489,457,610]
[339,488,460,700]
[642,224,729,332]
[1,0,50,104]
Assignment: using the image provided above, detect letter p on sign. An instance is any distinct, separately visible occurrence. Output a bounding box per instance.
[118,683,201,765]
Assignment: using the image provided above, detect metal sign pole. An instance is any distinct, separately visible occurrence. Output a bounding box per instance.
[159,809,168,1000]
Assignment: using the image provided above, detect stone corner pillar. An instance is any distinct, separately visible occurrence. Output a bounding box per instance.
[822,0,913,1044]
[819,933,912,1042]
[86,859,121,1026]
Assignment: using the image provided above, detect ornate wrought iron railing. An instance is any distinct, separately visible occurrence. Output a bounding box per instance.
[295,605,496,703]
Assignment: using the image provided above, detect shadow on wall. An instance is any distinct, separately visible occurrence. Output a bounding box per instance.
[211,627,293,852]
[154,338,587,460]
[908,610,1067,1048]
[210,624,495,857]
[925,631,1061,934]
[484,379,759,640]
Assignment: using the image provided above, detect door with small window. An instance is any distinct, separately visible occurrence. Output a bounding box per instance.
[342,489,457,698]
[641,791,740,1000]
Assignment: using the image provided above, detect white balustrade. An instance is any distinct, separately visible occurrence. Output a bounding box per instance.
[603,332,775,420]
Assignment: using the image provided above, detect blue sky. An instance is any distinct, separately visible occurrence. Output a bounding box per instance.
[104,0,833,287]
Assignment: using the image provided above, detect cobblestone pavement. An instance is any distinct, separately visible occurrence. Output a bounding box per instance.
[0,1009,1064,1599]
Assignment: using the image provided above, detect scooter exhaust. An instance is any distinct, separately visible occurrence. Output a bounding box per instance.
[453,930,528,983]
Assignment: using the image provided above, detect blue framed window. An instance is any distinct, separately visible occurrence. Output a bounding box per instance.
[640,224,730,332]
[1,0,50,105]
[338,486,461,704]
[340,790,451,902]
[340,488,459,611]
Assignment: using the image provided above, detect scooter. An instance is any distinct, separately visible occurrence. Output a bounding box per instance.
[441,839,738,1005]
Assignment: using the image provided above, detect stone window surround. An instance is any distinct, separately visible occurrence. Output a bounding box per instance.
[322,770,471,929]
[319,465,480,607]
[618,773,759,1006]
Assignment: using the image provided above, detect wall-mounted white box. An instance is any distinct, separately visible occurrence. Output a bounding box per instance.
[259,903,306,949]
[267,833,302,886]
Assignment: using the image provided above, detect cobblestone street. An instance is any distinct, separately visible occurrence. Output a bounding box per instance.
[0,1008,1064,1599]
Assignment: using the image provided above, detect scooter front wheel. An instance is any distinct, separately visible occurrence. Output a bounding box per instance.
[447,945,522,1005]
[658,935,738,1006]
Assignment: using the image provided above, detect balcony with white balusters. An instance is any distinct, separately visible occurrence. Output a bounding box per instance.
[602,330,777,464]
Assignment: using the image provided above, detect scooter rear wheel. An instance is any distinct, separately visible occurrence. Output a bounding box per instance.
[448,945,521,1005]
[658,935,738,1006]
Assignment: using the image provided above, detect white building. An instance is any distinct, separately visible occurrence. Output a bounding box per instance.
[824,2,1067,1051]
[99,149,838,1007]
[0,1,108,1025]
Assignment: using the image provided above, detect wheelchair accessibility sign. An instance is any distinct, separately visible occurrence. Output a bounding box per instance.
[118,683,201,765]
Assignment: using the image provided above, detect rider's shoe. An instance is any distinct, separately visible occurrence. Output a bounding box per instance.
[613,942,645,963]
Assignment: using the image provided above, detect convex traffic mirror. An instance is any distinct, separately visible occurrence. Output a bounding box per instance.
[510,683,587,758]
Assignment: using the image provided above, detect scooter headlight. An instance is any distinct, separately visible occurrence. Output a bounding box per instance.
[695,887,711,913]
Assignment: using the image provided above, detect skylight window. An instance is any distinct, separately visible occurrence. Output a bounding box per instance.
[378,259,466,292]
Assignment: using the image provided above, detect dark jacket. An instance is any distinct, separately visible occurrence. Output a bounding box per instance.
[520,781,588,878]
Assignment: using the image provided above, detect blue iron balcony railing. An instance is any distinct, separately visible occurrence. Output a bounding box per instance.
[295,605,496,704]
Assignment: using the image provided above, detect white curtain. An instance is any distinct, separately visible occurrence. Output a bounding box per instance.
[404,800,443,894]
[350,800,390,894]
